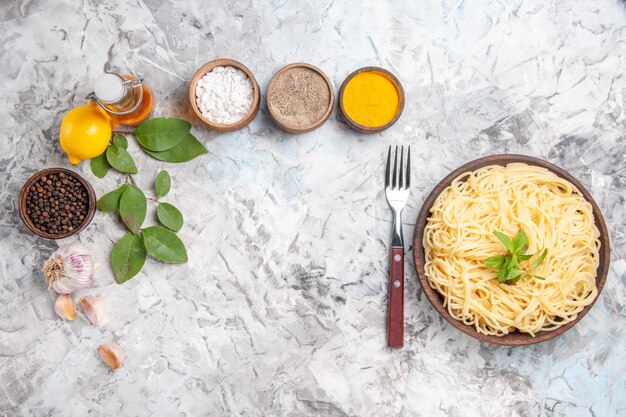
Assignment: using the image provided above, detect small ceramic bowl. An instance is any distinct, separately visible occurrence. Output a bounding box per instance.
[18,168,96,239]
[339,66,405,133]
[189,58,261,132]
[266,63,334,134]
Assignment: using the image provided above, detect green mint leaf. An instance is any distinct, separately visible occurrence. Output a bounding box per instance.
[106,144,138,174]
[498,269,508,283]
[142,133,208,163]
[484,255,506,270]
[157,202,184,232]
[497,255,512,282]
[505,267,522,282]
[155,170,171,197]
[516,253,533,261]
[493,231,515,253]
[512,230,528,254]
[530,249,548,270]
[112,133,128,149]
[507,275,524,284]
[142,225,188,263]
[499,254,517,283]
[96,184,127,212]
[118,185,146,234]
[135,117,190,151]
[90,152,110,178]
[111,232,146,284]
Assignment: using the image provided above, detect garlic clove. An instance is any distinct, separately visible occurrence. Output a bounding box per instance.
[79,296,104,326]
[54,294,76,320]
[97,343,124,370]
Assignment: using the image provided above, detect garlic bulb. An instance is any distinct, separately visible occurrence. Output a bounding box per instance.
[80,296,104,326]
[43,243,94,294]
[54,294,76,320]
[97,343,124,370]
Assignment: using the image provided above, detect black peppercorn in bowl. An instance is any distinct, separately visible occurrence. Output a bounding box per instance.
[18,168,96,239]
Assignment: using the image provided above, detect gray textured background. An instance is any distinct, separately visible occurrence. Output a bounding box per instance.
[1,0,625,416]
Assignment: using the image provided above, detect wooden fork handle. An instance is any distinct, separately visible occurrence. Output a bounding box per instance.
[387,246,404,348]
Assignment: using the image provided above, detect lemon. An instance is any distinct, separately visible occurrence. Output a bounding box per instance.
[60,103,112,165]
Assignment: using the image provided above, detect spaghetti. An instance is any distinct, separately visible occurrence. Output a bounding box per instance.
[423,163,600,336]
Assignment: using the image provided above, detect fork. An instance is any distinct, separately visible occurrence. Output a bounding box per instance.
[385,145,411,348]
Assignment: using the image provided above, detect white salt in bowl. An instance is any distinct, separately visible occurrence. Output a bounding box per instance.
[189,58,260,132]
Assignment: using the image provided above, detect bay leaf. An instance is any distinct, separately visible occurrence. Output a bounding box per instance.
[96,184,127,212]
[111,232,146,284]
[143,133,208,163]
[134,117,190,151]
[155,170,171,197]
[90,152,110,178]
[142,225,188,263]
[106,144,138,174]
[157,202,183,232]
[118,184,146,233]
[112,133,128,149]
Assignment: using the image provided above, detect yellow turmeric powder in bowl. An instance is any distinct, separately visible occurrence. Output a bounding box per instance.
[340,67,404,132]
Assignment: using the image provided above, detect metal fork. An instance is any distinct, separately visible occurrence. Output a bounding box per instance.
[385,145,410,348]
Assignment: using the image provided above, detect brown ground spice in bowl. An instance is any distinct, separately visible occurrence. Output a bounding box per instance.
[267,64,333,132]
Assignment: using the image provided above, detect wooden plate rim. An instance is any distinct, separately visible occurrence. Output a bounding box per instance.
[189,58,261,132]
[18,167,96,239]
[265,62,335,134]
[412,154,611,346]
[338,66,405,133]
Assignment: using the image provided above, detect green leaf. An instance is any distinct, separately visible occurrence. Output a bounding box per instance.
[142,226,188,263]
[530,249,548,270]
[143,133,208,163]
[497,255,512,283]
[493,231,515,253]
[517,253,533,261]
[111,232,146,284]
[532,275,546,280]
[155,170,171,197]
[157,202,183,232]
[112,133,128,149]
[96,184,127,212]
[484,255,506,270]
[90,152,110,178]
[505,267,522,282]
[118,185,146,233]
[106,144,138,174]
[135,117,191,151]
[512,230,528,254]
[500,254,518,283]
[498,268,508,283]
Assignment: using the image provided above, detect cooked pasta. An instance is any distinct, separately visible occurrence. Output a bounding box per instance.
[423,163,600,336]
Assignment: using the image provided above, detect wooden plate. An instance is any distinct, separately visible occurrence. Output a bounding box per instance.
[18,168,96,239]
[412,154,610,345]
[189,58,261,132]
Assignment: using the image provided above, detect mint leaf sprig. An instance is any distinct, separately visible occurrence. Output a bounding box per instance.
[483,230,548,284]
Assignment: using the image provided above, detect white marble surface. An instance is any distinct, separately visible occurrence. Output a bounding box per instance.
[1,0,625,416]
